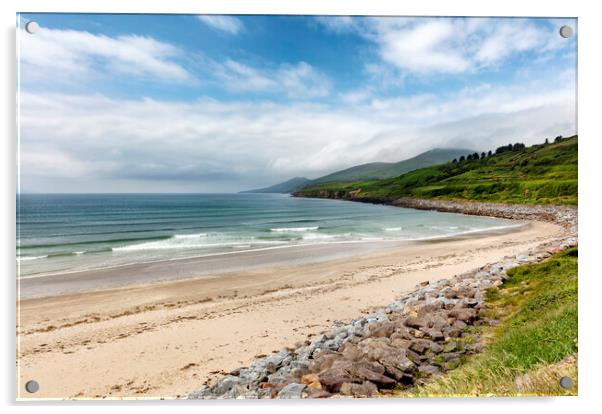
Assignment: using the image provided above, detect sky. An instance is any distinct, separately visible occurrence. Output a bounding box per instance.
[17,14,577,193]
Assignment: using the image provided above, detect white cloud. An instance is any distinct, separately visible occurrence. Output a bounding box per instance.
[18,74,575,192]
[19,27,191,83]
[314,17,576,75]
[378,19,470,73]
[474,20,544,65]
[213,60,331,98]
[313,16,357,33]
[197,15,244,35]
[278,62,331,98]
[20,150,93,177]
[216,60,275,91]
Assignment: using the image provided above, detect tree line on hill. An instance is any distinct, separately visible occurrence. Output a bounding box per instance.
[451,135,566,164]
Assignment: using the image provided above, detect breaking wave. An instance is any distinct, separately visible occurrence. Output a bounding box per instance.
[270,226,319,232]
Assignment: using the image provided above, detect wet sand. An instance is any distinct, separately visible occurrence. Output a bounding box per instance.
[16,220,563,399]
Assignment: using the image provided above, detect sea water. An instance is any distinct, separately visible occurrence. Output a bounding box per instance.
[17,193,517,278]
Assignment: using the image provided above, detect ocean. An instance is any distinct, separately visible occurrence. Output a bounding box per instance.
[17,193,517,278]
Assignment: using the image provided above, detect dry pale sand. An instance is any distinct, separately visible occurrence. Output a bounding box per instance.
[16,220,562,400]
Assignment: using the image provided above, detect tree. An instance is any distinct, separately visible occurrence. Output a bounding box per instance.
[544,138,549,145]
[452,158,457,163]
[472,152,479,160]
[459,155,465,162]
[481,152,486,159]
[555,135,563,143]
[487,150,492,157]
[496,144,513,154]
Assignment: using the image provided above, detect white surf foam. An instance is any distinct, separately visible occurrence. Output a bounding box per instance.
[173,233,208,239]
[17,255,48,262]
[270,226,319,232]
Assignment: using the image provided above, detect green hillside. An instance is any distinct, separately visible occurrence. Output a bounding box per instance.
[312,148,474,184]
[295,136,577,205]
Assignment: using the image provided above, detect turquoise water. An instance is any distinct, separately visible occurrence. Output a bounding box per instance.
[17,193,516,277]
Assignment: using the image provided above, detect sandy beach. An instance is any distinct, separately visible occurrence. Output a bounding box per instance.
[17,220,563,399]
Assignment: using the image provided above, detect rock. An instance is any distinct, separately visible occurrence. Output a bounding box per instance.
[461,298,479,308]
[309,352,339,372]
[277,382,306,399]
[444,289,458,299]
[266,370,295,387]
[339,381,378,397]
[423,329,444,341]
[409,339,433,354]
[301,373,321,385]
[411,329,425,338]
[265,349,289,373]
[357,338,416,378]
[503,262,520,271]
[306,388,332,398]
[418,365,440,376]
[405,348,422,364]
[353,365,395,387]
[391,338,412,349]
[340,342,363,361]
[442,352,462,362]
[187,387,214,399]
[318,360,356,392]
[369,321,396,337]
[225,384,251,399]
[404,316,427,329]
[448,308,477,322]
[214,376,241,395]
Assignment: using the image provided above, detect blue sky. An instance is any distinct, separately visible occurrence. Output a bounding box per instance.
[17,14,577,192]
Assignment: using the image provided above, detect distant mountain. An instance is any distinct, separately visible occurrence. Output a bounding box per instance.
[311,148,475,184]
[240,148,473,194]
[240,177,312,194]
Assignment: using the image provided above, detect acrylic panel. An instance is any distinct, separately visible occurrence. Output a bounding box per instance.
[16,14,578,400]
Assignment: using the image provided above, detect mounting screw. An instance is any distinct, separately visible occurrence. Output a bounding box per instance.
[25,380,39,393]
[559,25,573,39]
[559,376,573,389]
[25,21,39,34]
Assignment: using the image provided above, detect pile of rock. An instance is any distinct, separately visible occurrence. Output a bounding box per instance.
[188,201,577,399]
[296,193,577,235]
[387,198,577,234]
[189,259,521,399]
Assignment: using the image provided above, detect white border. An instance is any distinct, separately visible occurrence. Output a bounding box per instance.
[2,1,601,413]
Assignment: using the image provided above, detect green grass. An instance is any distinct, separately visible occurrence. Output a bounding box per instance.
[296,136,578,205]
[396,248,578,397]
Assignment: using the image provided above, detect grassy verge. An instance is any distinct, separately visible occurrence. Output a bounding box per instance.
[396,248,578,397]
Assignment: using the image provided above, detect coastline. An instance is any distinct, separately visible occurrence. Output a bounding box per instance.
[18,221,525,300]
[17,213,567,399]
[292,193,577,232]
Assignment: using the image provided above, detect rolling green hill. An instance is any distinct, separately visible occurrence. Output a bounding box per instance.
[295,136,577,205]
[241,148,474,194]
[311,148,474,184]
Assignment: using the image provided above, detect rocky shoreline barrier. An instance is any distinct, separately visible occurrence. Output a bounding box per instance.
[295,192,577,233]
[188,198,577,399]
